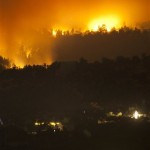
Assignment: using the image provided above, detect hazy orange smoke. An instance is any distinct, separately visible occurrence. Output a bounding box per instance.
[0,0,150,67]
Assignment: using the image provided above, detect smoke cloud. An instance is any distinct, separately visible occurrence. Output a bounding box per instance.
[0,0,150,66]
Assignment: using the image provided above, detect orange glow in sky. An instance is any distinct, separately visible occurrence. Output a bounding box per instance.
[0,0,150,67]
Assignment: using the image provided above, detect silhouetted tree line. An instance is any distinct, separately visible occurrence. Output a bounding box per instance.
[51,27,150,61]
[0,56,10,71]
[23,27,150,63]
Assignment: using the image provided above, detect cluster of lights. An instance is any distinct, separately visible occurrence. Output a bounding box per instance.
[48,122,63,131]
[104,110,146,121]
[48,122,60,126]
[34,121,63,131]
[34,121,45,126]
[107,112,123,117]
[35,111,145,130]
[106,110,145,120]
[98,110,146,126]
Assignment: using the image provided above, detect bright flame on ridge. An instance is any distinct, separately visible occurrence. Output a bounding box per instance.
[88,16,121,32]
[52,30,57,37]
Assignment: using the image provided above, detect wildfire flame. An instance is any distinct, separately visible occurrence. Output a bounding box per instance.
[88,16,121,32]
[0,0,149,68]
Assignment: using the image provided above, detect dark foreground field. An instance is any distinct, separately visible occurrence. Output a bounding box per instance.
[1,120,150,150]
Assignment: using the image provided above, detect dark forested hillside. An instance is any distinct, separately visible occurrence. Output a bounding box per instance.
[52,27,150,61]
[0,55,150,120]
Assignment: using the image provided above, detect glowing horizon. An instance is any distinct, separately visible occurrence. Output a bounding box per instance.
[88,15,122,32]
[0,24,150,68]
[0,0,149,67]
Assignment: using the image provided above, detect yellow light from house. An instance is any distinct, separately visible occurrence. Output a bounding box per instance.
[48,122,63,131]
[49,122,60,126]
[49,122,56,126]
[107,112,115,117]
[34,121,45,126]
[35,122,40,126]
[133,111,140,119]
[88,15,121,32]
[41,122,45,125]
[116,112,123,117]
